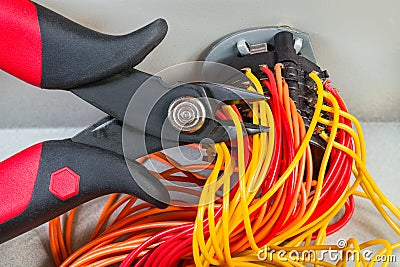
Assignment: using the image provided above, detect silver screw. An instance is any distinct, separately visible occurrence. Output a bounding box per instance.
[294,37,303,54]
[168,96,206,133]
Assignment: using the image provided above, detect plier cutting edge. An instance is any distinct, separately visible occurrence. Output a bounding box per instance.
[0,0,267,244]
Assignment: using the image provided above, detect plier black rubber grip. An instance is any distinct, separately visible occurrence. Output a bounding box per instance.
[0,0,267,244]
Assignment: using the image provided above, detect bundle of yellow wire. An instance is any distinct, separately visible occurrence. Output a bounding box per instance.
[49,66,399,267]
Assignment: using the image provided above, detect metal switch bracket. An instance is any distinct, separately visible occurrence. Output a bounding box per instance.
[200,26,317,65]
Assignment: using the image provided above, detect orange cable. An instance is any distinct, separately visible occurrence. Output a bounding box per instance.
[65,208,77,255]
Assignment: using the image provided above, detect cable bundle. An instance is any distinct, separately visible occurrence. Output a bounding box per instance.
[48,65,399,267]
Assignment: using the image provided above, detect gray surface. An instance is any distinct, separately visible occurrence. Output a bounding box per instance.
[0,0,399,128]
[0,123,399,266]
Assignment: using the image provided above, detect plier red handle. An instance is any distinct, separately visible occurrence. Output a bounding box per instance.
[0,0,166,89]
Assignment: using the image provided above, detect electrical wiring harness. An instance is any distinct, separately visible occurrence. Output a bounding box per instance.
[47,65,399,267]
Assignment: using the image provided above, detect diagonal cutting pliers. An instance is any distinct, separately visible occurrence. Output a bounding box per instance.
[0,0,267,244]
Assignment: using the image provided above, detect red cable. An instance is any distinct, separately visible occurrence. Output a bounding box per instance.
[260,72,283,195]
[260,66,297,241]
[120,225,191,267]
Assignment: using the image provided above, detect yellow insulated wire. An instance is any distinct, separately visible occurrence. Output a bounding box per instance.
[193,68,274,266]
[320,105,400,221]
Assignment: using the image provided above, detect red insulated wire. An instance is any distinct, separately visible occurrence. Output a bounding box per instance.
[153,208,224,266]
[311,196,355,239]
[318,129,352,199]
[308,153,352,223]
[159,205,225,265]
[134,252,150,267]
[263,104,296,240]
[260,72,283,195]
[148,232,193,267]
[139,207,222,267]
[163,237,193,267]
[325,196,355,235]
[142,229,193,267]
[120,225,191,267]
[167,245,193,267]
[260,66,297,241]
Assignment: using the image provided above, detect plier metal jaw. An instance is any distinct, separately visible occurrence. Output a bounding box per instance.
[0,0,267,244]
[70,67,267,157]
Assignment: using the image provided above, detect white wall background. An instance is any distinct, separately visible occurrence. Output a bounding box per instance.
[1,0,399,128]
